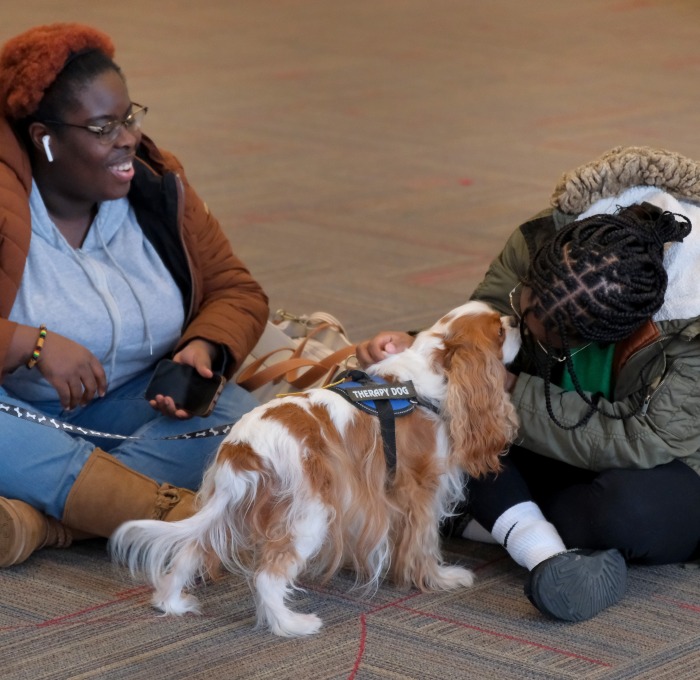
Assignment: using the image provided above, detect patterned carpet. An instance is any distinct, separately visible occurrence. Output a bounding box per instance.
[3,0,700,677]
[2,540,700,679]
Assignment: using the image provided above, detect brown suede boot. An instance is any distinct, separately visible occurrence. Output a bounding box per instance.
[0,498,72,568]
[62,448,197,537]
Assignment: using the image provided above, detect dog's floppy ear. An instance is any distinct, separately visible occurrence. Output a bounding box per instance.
[440,315,519,478]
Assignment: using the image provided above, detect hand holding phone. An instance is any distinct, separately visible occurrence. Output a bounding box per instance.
[145,359,225,417]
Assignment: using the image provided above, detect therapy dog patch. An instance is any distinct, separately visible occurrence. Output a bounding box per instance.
[327,372,417,417]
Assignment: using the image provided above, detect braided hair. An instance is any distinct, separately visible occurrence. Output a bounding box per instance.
[523,202,691,429]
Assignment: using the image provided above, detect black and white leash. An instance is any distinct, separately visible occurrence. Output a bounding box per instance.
[0,401,233,440]
[0,377,441,443]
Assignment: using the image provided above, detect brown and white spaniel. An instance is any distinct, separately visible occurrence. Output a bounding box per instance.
[111,301,520,636]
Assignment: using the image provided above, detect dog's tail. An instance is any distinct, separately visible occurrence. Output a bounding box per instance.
[110,457,261,615]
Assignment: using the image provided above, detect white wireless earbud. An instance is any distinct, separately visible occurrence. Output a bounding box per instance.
[42,135,54,163]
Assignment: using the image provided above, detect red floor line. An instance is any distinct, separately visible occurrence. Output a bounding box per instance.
[0,615,169,631]
[652,595,700,613]
[36,587,152,628]
[391,603,612,667]
[346,613,367,680]
[365,591,424,614]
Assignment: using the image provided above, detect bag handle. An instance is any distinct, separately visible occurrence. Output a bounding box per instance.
[236,343,357,393]
[235,347,308,390]
[283,343,357,390]
[289,321,346,359]
[275,309,350,338]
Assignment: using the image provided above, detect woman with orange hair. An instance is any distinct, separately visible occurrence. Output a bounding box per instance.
[0,23,268,566]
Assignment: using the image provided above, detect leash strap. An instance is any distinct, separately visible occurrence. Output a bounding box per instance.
[0,372,440,445]
[0,401,233,441]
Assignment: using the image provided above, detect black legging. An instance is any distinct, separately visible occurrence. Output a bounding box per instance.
[467,445,700,565]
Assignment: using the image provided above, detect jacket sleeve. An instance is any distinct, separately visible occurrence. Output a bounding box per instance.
[0,119,32,380]
[158,152,268,377]
[470,227,531,315]
[510,337,700,471]
[179,180,268,376]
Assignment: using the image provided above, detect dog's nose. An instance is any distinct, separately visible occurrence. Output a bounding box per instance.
[503,315,518,329]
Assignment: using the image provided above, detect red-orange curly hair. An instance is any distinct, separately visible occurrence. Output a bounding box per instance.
[0,22,115,120]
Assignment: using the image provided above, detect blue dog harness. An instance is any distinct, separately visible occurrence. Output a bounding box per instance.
[327,370,435,472]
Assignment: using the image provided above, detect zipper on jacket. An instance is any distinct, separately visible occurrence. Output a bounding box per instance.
[621,335,668,418]
[640,375,664,417]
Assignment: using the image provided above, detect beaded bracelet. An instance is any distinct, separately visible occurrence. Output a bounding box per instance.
[26,324,48,369]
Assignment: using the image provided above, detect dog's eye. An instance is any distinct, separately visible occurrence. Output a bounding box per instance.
[498,326,504,337]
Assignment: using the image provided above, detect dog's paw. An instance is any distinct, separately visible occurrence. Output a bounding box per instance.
[152,590,202,616]
[269,612,323,637]
[433,565,475,590]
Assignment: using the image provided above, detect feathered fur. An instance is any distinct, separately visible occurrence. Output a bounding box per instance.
[110,301,520,637]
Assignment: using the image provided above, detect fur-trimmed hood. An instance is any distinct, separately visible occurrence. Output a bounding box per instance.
[550,145,700,215]
[550,146,700,323]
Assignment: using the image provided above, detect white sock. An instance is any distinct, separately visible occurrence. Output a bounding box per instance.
[490,501,567,570]
[461,518,498,544]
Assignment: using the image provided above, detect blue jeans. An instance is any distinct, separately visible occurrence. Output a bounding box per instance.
[0,370,258,519]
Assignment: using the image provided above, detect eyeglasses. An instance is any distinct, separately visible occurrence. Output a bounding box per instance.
[43,104,148,144]
[509,282,591,363]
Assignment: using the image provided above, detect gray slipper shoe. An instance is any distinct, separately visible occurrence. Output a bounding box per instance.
[524,548,627,622]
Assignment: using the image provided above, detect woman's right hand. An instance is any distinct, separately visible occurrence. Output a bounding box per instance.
[36,332,107,410]
[355,331,414,368]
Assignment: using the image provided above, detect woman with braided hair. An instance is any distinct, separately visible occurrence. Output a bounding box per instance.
[0,24,268,567]
[358,156,700,623]
[515,203,690,430]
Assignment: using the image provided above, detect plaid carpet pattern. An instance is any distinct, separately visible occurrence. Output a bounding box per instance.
[2,0,700,677]
[2,541,700,679]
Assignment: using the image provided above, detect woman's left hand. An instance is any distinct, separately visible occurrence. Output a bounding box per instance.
[148,339,218,419]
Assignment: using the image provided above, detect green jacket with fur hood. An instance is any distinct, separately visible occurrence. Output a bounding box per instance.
[471,146,700,476]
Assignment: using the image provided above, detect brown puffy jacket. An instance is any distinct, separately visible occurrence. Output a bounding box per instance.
[0,117,268,380]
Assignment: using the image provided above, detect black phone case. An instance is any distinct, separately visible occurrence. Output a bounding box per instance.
[145,360,226,417]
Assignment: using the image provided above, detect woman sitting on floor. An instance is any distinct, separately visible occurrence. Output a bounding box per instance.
[0,23,268,566]
[358,145,700,623]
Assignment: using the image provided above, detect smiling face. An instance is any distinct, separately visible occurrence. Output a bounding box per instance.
[30,68,141,216]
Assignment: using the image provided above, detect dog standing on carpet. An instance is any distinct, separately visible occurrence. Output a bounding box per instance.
[111,301,521,636]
